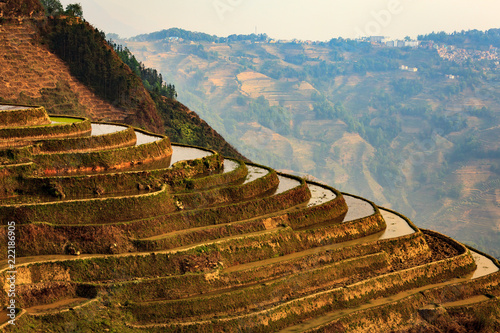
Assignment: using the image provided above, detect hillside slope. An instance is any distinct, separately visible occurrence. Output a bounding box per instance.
[118,31,500,258]
[0,11,245,160]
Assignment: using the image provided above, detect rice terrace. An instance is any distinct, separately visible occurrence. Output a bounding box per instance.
[1,1,500,332]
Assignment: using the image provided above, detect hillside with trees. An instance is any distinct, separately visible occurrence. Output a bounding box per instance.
[0,0,245,159]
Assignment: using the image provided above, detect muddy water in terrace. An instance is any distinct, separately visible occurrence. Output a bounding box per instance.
[379,208,415,239]
[307,183,337,207]
[170,145,213,165]
[90,123,127,135]
[275,175,301,194]
[0,105,30,110]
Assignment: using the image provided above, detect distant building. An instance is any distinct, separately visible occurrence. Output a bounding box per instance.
[400,65,418,72]
[385,40,395,47]
[369,36,385,43]
[404,41,419,48]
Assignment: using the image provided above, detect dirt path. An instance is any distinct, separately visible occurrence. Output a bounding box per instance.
[26,298,89,315]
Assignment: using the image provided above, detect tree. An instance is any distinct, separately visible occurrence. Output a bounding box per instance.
[65,3,83,17]
[40,0,63,16]
[1,0,44,17]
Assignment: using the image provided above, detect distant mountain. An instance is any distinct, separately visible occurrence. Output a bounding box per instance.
[119,28,500,258]
[131,27,219,43]
[129,27,269,43]
[1,5,500,332]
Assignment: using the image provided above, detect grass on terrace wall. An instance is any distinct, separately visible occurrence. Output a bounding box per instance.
[0,185,175,225]
[11,282,97,309]
[0,117,91,140]
[34,135,172,175]
[37,125,136,153]
[0,105,50,128]
[23,151,223,198]
[288,181,347,230]
[6,213,389,280]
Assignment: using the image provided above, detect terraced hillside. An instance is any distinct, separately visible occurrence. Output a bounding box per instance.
[0,13,245,162]
[0,21,126,122]
[1,103,499,332]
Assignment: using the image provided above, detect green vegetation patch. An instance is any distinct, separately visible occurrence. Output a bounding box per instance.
[49,117,83,124]
[0,185,175,225]
[34,136,172,175]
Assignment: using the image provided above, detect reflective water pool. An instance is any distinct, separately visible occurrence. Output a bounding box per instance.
[223,159,240,173]
[307,183,337,207]
[170,145,213,165]
[342,195,376,222]
[378,208,415,239]
[135,131,162,145]
[90,123,126,135]
[471,251,499,279]
[243,165,270,184]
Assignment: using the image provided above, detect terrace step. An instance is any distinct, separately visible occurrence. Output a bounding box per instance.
[281,250,498,332]
[126,252,392,323]
[125,233,474,330]
[0,105,51,128]
[0,100,498,331]
[174,165,279,210]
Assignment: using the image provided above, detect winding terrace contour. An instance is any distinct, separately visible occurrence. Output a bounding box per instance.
[0,103,499,332]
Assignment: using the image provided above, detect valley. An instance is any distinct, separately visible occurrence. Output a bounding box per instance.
[117,31,500,258]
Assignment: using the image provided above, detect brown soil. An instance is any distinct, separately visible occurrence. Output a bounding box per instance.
[423,232,462,261]
[26,297,89,314]
[0,23,126,122]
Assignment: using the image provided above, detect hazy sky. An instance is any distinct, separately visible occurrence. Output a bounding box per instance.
[60,0,500,40]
